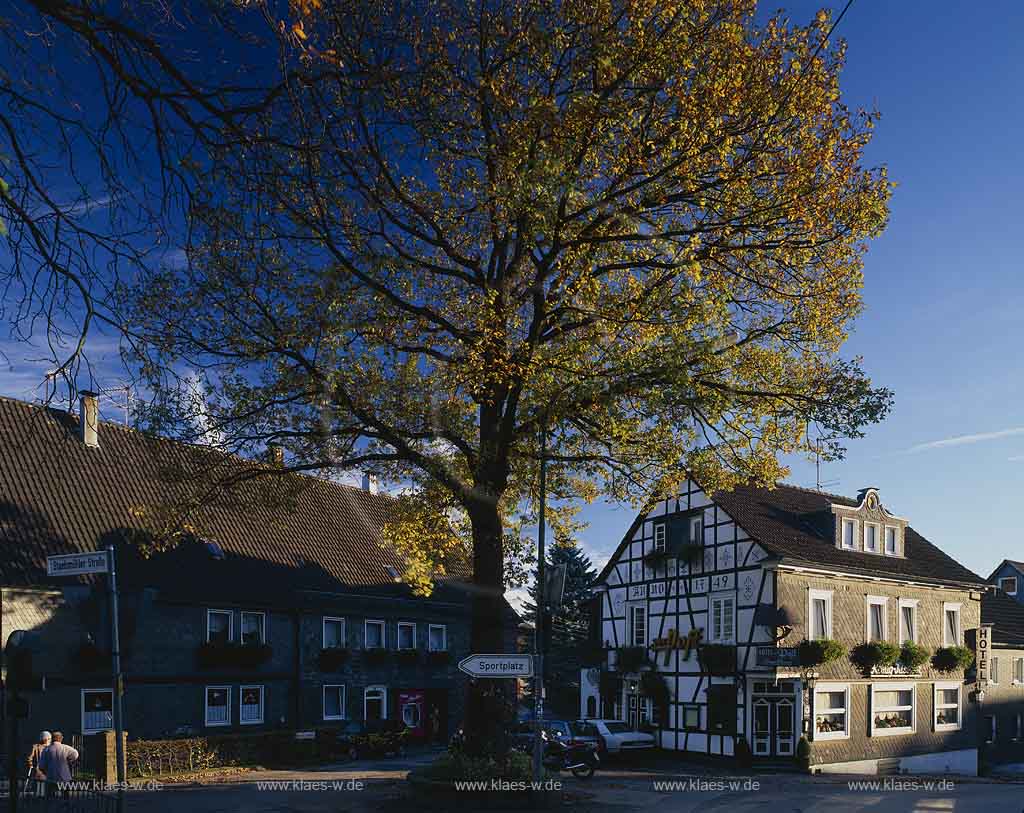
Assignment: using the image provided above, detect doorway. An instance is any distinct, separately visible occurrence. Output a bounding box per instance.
[750,681,797,757]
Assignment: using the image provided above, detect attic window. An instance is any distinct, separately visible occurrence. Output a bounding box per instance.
[205,540,226,560]
[385,565,401,582]
[1001,576,1018,596]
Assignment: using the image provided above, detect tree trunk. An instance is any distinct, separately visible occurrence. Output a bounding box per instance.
[463,497,510,757]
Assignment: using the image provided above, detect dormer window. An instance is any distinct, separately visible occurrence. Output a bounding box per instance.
[841,519,856,549]
[864,523,879,553]
[690,515,703,545]
[884,526,898,555]
[1000,576,1018,596]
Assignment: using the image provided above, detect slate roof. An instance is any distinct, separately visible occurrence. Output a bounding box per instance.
[982,589,1024,646]
[598,480,985,589]
[0,396,473,607]
[987,559,1024,582]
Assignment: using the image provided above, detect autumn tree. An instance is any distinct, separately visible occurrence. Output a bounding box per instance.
[8,0,894,755]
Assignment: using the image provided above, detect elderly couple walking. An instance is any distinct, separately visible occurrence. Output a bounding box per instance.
[27,730,79,794]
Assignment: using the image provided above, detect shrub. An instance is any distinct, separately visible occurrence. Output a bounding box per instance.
[126,731,324,777]
[734,736,752,768]
[698,644,736,675]
[852,641,900,670]
[421,750,534,782]
[615,646,649,673]
[318,647,350,671]
[900,641,930,670]
[639,670,670,722]
[797,639,846,667]
[796,735,810,770]
[932,646,974,673]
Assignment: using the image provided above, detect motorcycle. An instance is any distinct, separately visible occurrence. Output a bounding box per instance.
[540,731,600,779]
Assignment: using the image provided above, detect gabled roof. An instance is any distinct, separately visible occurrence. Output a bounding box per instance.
[987,559,1024,582]
[982,589,1024,647]
[0,396,471,605]
[597,480,985,589]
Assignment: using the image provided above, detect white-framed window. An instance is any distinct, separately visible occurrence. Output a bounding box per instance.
[682,705,701,731]
[653,524,666,552]
[884,526,898,555]
[942,603,962,646]
[841,518,856,549]
[240,611,265,646]
[871,683,916,736]
[365,619,386,649]
[1000,576,1019,595]
[866,596,888,642]
[898,598,919,644]
[397,622,416,650]
[1014,657,1024,685]
[813,683,849,740]
[864,522,879,553]
[428,624,447,651]
[207,609,232,643]
[933,682,961,731]
[323,685,346,720]
[991,656,1000,685]
[323,616,345,648]
[364,686,387,721]
[240,685,264,725]
[710,593,736,643]
[629,605,647,646]
[690,515,703,546]
[809,589,833,640]
[204,686,231,727]
[81,689,113,734]
[985,715,996,744]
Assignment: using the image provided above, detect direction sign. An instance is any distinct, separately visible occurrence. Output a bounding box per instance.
[47,551,109,577]
[458,653,534,679]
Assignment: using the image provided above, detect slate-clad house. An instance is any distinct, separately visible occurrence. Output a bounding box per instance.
[581,478,988,775]
[0,394,512,752]
[988,560,1024,605]
[979,587,1024,763]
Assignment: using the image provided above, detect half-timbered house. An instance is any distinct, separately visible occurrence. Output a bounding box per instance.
[581,479,987,775]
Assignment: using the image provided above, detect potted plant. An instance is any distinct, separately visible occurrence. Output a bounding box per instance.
[698,644,736,676]
[797,639,847,668]
[932,645,974,673]
[735,736,752,768]
[614,646,649,673]
[318,646,350,671]
[363,647,391,664]
[796,735,811,771]
[426,650,451,665]
[851,641,900,672]
[397,649,421,665]
[899,641,930,670]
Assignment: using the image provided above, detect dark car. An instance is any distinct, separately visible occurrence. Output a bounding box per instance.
[508,719,600,752]
[335,718,410,760]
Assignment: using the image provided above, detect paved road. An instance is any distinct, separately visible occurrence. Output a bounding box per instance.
[124,755,1024,812]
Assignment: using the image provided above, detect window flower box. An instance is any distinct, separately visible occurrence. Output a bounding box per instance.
[396,649,421,665]
[197,641,272,669]
[426,650,451,665]
[363,647,391,665]
[932,645,973,673]
[852,641,901,671]
[318,647,350,671]
[614,646,649,673]
[698,644,736,676]
[797,639,846,668]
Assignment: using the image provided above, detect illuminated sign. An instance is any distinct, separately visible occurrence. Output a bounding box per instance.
[652,627,703,666]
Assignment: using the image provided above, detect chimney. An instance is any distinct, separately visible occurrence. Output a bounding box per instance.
[268,445,284,466]
[361,473,379,495]
[79,391,99,448]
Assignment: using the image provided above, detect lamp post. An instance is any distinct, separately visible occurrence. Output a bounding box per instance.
[531,421,548,784]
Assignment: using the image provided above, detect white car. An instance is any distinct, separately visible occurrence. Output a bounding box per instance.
[586,719,657,754]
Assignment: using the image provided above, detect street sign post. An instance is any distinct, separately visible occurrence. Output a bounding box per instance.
[458,654,534,679]
[46,551,109,577]
[46,549,126,812]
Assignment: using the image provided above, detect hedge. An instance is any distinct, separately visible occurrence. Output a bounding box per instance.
[126,731,330,777]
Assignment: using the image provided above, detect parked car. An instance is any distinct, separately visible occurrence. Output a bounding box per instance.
[335,718,409,759]
[508,719,600,752]
[586,719,657,754]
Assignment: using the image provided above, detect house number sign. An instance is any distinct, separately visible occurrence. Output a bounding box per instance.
[628,584,647,600]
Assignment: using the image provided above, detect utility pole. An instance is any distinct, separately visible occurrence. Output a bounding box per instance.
[531,422,548,783]
[107,546,126,812]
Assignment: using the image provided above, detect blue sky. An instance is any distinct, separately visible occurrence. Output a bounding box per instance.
[3,1,1022,584]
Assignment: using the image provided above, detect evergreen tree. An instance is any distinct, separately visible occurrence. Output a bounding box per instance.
[522,543,598,717]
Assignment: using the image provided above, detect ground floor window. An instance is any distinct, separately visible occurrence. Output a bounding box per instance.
[205,686,231,727]
[82,689,113,733]
[365,686,387,721]
[933,682,961,731]
[813,684,849,740]
[682,704,701,731]
[871,683,915,736]
[324,685,346,720]
[240,685,264,725]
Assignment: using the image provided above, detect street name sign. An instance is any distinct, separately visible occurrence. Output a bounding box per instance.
[458,653,534,679]
[47,551,109,577]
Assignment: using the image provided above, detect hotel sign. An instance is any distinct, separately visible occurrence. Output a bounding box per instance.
[977,624,992,686]
[757,646,799,668]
